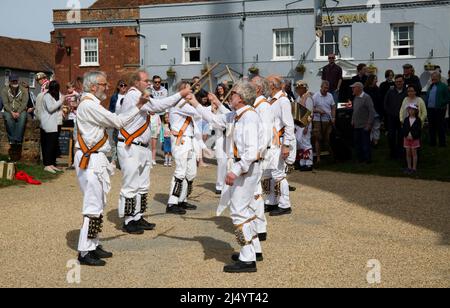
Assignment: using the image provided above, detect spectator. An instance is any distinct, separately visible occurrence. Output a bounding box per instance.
[402,104,422,175]
[426,72,449,147]
[36,72,50,93]
[312,80,336,164]
[379,69,395,102]
[75,76,84,94]
[64,81,80,123]
[321,53,343,103]
[40,80,64,174]
[0,74,29,161]
[151,75,168,99]
[215,83,229,103]
[0,95,3,112]
[351,82,376,163]
[162,113,172,167]
[364,75,382,146]
[403,64,422,94]
[351,63,368,86]
[283,79,296,103]
[107,80,127,168]
[400,86,427,126]
[192,76,208,102]
[384,75,407,159]
[447,70,450,130]
[21,81,36,118]
[150,112,162,166]
[109,80,127,114]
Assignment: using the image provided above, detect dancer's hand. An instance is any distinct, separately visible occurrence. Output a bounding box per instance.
[281,145,290,160]
[186,94,200,108]
[225,172,237,186]
[179,86,192,98]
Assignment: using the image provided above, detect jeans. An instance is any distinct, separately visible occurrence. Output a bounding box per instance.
[354,128,371,162]
[3,111,27,144]
[428,108,447,147]
[386,115,403,158]
[330,90,340,104]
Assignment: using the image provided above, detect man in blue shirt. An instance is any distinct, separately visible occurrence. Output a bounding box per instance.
[426,72,450,147]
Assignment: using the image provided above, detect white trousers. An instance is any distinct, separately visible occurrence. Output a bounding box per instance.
[75,151,112,253]
[297,127,313,167]
[250,178,267,237]
[117,142,151,225]
[227,163,262,262]
[265,148,291,209]
[168,136,197,205]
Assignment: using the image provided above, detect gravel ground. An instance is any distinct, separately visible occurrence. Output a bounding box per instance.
[0,163,449,288]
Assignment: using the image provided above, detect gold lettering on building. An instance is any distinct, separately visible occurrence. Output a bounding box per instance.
[323,13,368,25]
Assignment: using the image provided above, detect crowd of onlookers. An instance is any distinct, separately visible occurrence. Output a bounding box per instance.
[1,58,449,176]
[319,54,450,174]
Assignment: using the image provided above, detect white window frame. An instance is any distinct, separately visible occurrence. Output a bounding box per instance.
[316,28,340,61]
[182,34,202,65]
[390,24,415,59]
[273,29,295,61]
[29,73,36,89]
[4,70,11,86]
[80,38,99,67]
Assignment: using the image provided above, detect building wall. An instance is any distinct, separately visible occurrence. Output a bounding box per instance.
[51,26,140,106]
[139,0,450,93]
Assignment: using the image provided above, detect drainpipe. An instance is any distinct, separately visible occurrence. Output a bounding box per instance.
[241,1,246,76]
[136,19,147,68]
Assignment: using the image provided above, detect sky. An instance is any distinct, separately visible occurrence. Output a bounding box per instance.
[0,0,97,42]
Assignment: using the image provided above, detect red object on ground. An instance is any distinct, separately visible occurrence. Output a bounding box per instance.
[15,171,42,185]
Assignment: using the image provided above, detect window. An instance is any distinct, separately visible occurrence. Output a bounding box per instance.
[319,28,339,58]
[4,70,11,86]
[183,34,201,64]
[392,24,414,57]
[274,29,294,59]
[81,38,99,66]
[29,73,36,88]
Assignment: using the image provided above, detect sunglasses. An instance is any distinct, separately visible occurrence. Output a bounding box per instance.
[119,84,127,88]
[153,81,161,84]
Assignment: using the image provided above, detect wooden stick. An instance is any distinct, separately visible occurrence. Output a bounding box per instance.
[179,62,220,108]
[221,65,237,103]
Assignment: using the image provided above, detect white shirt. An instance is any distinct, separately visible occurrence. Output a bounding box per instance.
[41,93,63,133]
[169,99,201,137]
[312,91,335,122]
[114,93,126,115]
[196,104,263,177]
[151,86,168,100]
[118,87,182,144]
[253,95,274,151]
[75,93,140,153]
[270,90,295,147]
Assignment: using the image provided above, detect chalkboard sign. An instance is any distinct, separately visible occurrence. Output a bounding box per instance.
[59,128,74,165]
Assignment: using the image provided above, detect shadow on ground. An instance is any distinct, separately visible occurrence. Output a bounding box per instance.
[160,234,234,264]
[290,171,450,245]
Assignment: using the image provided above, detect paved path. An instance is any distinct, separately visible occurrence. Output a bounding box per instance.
[0,164,449,288]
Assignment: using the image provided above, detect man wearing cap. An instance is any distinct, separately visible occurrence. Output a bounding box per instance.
[403,64,422,94]
[351,82,376,163]
[295,81,314,171]
[1,74,29,161]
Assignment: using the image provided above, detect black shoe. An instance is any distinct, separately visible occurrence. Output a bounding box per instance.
[215,190,222,195]
[300,166,313,172]
[264,204,278,213]
[289,186,296,192]
[224,261,257,273]
[166,205,187,215]
[232,253,263,262]
[270,207,292,217]
[92,246,113,259]
[179,202,197,211]
[258,233,267,242]
[137,218,156,231]
[122,221,145,235]
[78,251,106,267]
